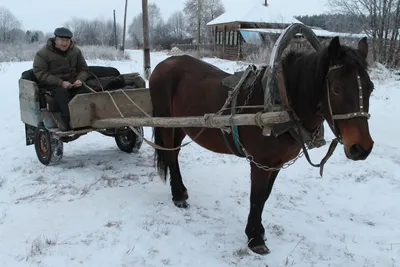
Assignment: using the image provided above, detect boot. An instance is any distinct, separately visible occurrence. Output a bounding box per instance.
[52,113,71,131]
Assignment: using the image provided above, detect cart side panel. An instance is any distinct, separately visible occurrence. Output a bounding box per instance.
[19,79,41,127]
[68,88,153,129]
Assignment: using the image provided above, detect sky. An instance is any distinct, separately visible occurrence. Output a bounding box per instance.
[1,0,330,33]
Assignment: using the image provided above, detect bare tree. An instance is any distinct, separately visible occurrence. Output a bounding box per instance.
[148,3,163,33]
[65,17,86,43]
[128,3,163,48]
[183,0,225,43]
[0,6,22,43]
[65,17,123,46]
[329,0,400,67]
[128,14,143,47]
[26,30,45,43]
[167,11,186,39]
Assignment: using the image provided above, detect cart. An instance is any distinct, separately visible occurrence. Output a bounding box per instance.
[19,67,147,165]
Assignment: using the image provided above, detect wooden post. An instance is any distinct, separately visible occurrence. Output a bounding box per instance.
[197,0,201,57]
[113,9,117,49]
[142,0,151,79]
[122,0,128,51]
[237,24,241,60]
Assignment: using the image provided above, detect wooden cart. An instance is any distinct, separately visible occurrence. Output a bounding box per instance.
[19,72,148,166]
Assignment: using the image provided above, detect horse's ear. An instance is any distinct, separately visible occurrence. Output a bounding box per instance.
[358,37,368,60]
[328,36,341,61]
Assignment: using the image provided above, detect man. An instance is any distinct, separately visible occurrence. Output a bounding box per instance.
[33,27,91,131]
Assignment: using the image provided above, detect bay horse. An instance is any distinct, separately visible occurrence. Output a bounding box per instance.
[148,37,374,254]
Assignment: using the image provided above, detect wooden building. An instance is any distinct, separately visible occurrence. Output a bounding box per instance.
[206,0,365,60]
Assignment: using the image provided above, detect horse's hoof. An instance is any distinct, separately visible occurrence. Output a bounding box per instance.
[249,245,270,255]
[174,200,190,209]
[248,237,270,255]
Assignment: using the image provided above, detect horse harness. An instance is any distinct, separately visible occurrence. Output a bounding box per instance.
[220,65,264,158]
[222,62,371,175]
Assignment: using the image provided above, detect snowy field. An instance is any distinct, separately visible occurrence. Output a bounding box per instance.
[0,49,399,267]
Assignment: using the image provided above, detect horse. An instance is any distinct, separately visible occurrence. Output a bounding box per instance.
[148,36,374,255]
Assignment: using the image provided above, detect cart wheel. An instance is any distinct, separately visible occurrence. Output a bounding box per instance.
[115,126,144,153]
[34,124,63,166]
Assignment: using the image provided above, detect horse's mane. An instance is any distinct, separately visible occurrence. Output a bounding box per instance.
[262,43,369,112]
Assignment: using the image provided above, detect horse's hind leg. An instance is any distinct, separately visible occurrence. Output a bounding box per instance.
[169,128,189,208]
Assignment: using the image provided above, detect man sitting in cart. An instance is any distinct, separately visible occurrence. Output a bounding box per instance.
[33,27,91,131]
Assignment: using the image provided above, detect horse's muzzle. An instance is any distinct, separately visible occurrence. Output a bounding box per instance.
[346,142,374,161]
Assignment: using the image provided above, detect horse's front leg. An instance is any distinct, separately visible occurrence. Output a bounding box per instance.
[245,163,280,255]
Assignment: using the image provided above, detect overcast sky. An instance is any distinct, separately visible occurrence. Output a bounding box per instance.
[2,0,329,33]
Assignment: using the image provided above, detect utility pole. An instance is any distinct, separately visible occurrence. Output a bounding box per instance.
[122,0,128,51]
[197,0,201,57]
[142,0,151,79]
[113,9,117,49]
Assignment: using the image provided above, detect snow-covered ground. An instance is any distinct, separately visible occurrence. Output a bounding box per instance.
[0,50,399,267]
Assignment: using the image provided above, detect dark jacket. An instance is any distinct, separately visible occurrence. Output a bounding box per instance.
[33,38,88,87]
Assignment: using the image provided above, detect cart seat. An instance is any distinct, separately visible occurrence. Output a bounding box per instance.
[20,69,55,110]
[20,66,142,113]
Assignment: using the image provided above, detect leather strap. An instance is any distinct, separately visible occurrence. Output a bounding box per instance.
[289,124,339,177]
[221,128,246,158]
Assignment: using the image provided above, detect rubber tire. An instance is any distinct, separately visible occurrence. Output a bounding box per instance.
[115,126,144,153]
[34,125,64,166]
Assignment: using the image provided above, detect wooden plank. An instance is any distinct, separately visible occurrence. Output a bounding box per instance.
[68,88,153,129]
[19,79,41,127]
[49,128,94,136]
[91,111,291,129]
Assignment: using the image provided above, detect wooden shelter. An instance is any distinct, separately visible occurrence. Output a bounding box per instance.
[206,0,365,60]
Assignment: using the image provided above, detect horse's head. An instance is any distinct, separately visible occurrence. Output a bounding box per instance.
[319,36,374,161]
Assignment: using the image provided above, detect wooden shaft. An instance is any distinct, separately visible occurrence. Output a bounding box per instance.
[91,112,291,129]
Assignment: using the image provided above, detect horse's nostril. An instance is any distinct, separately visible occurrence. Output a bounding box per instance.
[349,144,371,160]
[350,144,364,155]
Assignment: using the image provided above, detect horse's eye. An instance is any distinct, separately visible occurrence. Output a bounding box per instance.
[333,87,340,95]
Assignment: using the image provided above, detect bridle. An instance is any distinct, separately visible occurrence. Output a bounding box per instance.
[324,64,371,143]
[271,61,373,176]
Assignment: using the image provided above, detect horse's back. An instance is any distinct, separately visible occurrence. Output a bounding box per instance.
[152,55,229,80]
[150,54,230,101]
[149,54,232,119]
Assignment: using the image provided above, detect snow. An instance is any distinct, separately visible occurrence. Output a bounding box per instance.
[0,49,400,267]
[207,1,303,26]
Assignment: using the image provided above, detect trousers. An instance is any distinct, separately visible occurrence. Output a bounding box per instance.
[51,85,92,124]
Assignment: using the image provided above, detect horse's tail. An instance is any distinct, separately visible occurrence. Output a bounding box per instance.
[149,58,175,182]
